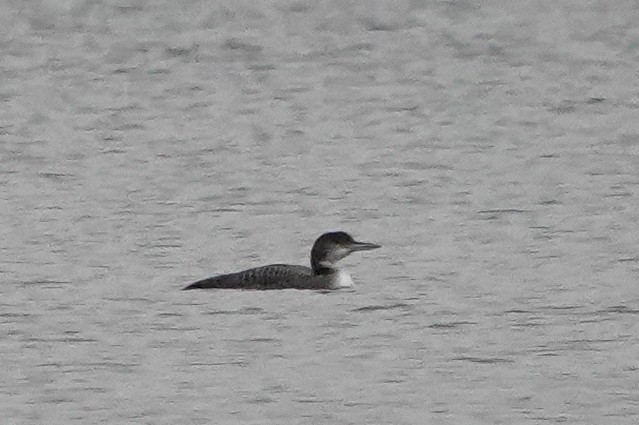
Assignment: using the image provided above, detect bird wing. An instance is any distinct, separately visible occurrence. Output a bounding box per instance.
[182,264,320,290]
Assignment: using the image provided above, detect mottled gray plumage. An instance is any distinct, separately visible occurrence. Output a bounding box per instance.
[182,231,380,290]
[183,265,319,290]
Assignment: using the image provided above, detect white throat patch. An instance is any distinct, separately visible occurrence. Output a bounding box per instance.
[332,269,354,289]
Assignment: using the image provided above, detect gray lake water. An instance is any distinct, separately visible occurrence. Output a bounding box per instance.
[2,1,639,423]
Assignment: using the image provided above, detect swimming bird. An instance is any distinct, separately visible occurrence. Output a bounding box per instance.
[182,231,380,290]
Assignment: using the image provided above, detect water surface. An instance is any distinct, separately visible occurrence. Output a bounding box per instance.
[2,1,639,423]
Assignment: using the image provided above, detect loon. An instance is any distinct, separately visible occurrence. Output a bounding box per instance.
[182,231,380,290]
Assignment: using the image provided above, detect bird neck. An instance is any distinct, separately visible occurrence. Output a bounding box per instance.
[311,258,336,276]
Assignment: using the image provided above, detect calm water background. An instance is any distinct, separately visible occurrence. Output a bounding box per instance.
[2,1,639,423]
